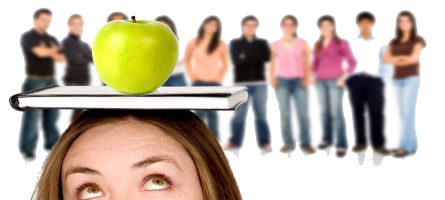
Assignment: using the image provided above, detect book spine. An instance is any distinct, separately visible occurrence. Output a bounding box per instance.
[9,85,59,111]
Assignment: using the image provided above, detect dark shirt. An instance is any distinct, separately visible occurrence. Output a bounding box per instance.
[61,33,93,84]
[20,29,59,76]
[390,35,426,79]
[229,36,270,83]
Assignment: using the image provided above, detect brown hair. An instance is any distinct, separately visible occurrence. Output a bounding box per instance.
[67,14,83,25]
[280,14,298,38]
[393,10,418,44]
[31,110,242,200]
[314,15,341,52]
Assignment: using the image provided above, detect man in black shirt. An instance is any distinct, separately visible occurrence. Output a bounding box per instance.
[62,14,93,121]
[19,8,64,160]
[225,16,272,154]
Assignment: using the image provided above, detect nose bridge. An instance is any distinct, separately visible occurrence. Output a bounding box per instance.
[108,175,135,199]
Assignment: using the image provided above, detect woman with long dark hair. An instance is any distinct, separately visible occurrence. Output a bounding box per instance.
[311,15,357,158]
[383,11,426,158]
[184,16,229,139]
[155,15,187,87]
[269,15,314,154]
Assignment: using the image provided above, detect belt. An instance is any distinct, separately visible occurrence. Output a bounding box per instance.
[27,74,54,80]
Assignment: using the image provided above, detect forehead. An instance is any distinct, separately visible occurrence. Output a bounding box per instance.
[36,13,51,20]
[61,118,188,174]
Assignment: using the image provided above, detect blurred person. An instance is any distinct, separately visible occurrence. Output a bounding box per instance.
[312,15,357,158]
[107,11,128,22]
[383,11,426,158]
[31,110,242,200]
[156,15,187,87]
[184,16,229,139]
[224,15,272,153]
[19,8,64,160]
[269,15,314,154]
[347,11,390,156]
[62,14,93,121]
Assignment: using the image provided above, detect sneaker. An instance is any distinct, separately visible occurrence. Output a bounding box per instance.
[301,145,316,154]
[336,148,347,158]
[374,147,390,156]
[261,144,273,153]
[352,144,367,153]
[224,143,239,151]
[280,145,295,153]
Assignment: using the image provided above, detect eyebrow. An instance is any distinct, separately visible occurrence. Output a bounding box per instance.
[131,156,183,171]
[65,166,101,180]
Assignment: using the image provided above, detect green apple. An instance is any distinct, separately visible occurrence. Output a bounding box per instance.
[92,16,179,94]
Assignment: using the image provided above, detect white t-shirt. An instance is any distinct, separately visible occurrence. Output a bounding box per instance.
[350,36,385,77]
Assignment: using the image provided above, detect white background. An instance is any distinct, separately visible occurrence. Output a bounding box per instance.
[0,0,444,199]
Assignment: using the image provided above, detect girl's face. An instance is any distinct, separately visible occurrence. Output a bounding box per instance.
[319,20,335,37]
[69,18,84,36]
[61,117,204,200]
[398,15,413,32]
[203,20,218,34]
[281,18,296,37]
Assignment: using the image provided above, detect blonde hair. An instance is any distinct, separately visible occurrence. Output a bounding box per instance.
[32,110,242,200]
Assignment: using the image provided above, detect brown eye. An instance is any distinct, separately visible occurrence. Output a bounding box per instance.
[87,186,100,194]
[152,178,164,186]
[143,177,170,190]
[79,186,103,199]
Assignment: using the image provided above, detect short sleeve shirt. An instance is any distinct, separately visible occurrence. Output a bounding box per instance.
[389,36,426,79]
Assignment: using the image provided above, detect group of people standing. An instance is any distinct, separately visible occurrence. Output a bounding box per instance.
[18,8,425,161]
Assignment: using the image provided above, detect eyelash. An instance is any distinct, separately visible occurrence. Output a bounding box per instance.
[75,182,102,197]
[141,173,174,189]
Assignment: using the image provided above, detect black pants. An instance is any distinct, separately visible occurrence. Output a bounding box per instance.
[346,75,385,148]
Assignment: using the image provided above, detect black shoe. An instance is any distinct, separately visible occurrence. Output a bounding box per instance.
[336,148,347,158]
[374,147,390,156]
[22,152,36,162]
[301,145,316,154]
[392,149,409,158]
[318,142,331,150]
[352,144,367,153]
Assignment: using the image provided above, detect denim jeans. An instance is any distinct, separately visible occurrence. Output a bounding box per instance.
[66,82,90,121]
[229,84,271,147]
[316,78,347,148]
[19,78,60,155]
[275,77,311,147]
[192,80,220,139]
[163,73,187,87]
[393,76,420,152]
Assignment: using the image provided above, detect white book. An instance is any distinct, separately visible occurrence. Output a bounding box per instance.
[10,85,248,111]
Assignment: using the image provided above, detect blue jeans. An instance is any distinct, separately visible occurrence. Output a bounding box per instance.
[275,77,311,147]
[192,81,220,139]
[230,84,271,147]
[316,78,347,148]
[393,76,420,152]
[19,78,60,155]
[163,73,187,86]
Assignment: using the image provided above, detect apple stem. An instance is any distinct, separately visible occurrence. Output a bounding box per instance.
[131,16,136,23]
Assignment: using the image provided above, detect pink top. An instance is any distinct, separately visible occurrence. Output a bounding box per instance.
[271,38,307,79]
[311,38,357,80]
[190,39,223,82]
